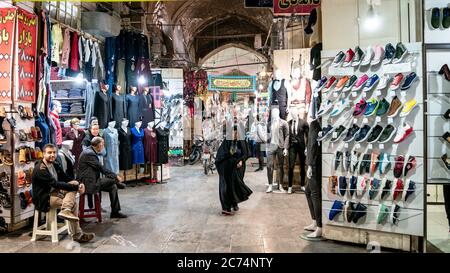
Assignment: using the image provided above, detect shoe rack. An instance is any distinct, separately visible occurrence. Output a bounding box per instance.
[319,42,425,250]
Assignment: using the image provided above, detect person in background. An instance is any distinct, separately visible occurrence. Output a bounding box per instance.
[82,123,100,149]
[252,113,267,172]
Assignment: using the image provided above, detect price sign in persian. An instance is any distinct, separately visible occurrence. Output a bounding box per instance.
[208,75,256,92]
[16,8,37,103]
[0,8,16,103]
[274,0,321,15]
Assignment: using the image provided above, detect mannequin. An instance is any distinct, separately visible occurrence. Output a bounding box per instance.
[144,121,158,182]
[65,118,85,168]
[139,86,155,126]
[126,86,140,126]
[288,108,309,194]
[290,67,311,121]
[57,140,75,179]
[50,100,63,145]
[304,114,323,238]
[156,122,170,164]
[118,119,133,170]
[268,69,290,120]
[112,85,127,128]
[103,121,120,174]
[93,82,111,129]
[266,108,289,193]
[131,121,145,165]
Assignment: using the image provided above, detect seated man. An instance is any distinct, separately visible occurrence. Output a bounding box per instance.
[77,137,127,218]
[32,144,94,243]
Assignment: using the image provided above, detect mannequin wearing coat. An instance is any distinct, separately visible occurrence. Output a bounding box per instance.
[103,121,120,174]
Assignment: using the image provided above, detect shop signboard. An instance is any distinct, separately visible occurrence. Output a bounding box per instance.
[0,7,16,103]
[16,7,37,103]
[273,0,320,15]
[208,75,256,92]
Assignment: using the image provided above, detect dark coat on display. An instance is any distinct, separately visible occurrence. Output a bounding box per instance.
[111,93,127,127]
[156,127,170,164]
[76,146,118,195]
[138,92,155,125]
[118,127,133,170]
[32,160,78,212]
[126,94,140,126]
[93,90,111,129]
[144,127,157,163]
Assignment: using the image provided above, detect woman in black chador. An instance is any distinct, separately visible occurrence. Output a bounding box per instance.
[215,125,252,215]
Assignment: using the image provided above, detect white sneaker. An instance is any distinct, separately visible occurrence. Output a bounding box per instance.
[351,151,361,173]
[360,46,373,66]
[306,227,323,238]
[266,185,273,193]
[300,186,306,192]
[379,153,391,175]
[287,187,292,194]
[316,100,333,117]
[304,222,317,231]
[357,176,368,197]
[377,75,392,90]
[278,185,286,192]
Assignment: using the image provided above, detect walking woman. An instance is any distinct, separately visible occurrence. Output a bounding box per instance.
[215,124,253,215]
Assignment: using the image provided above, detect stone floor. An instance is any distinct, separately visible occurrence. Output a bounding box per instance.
[0,163,371,253]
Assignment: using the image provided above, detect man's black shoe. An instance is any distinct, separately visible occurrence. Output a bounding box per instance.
[110,212,128,219]
[233,205,239,211]
[117,182,126,189]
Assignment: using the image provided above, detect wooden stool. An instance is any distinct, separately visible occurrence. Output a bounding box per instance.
[31,208,69,243]
[79,193,102,223]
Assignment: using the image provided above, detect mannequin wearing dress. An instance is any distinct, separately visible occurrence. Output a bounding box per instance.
[50,100,63,145]
[93,82,111,129]
[126,86,140,127]
[118,119,133,170]
[139,86,155,126]
[131,121,145,165]
[112,85,127,128]
[103,121,120,174]
[144,121,158,181]
[65,118,85,168]
[57,140,75,179]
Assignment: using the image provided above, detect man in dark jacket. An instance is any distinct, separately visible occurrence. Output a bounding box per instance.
[32,144,94,243]
[77,137,127,218]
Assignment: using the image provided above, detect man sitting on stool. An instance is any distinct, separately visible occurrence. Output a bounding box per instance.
[32,144,95,243]
[77,137,127,219]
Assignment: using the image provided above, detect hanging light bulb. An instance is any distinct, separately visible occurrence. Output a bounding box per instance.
[364,0,381,32]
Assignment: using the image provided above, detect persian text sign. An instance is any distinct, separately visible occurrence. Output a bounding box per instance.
[274,0,320,15]
[0,8,16,103]
[16,8,37,103]
[208,75,256,92]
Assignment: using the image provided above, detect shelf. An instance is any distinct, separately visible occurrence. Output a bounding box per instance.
[52,97,85,101]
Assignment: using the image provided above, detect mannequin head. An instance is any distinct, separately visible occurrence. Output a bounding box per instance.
[108,121,116,129]
[70,118,80,130]
[100,82,109,93]
[130,86,137,95]
[271,108,280,121]
[148,121,154,129]
[135,121,142,129]
[61,140,74,151]
[52,100,62,114]
[115,85,122,94]
[90,124,100,137]
[290,107,299,120]
[292,67,301,79]
[274,69,283,80]
[143,87,150,95]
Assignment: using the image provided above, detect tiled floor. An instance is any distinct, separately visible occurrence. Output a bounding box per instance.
[0,163,371,253]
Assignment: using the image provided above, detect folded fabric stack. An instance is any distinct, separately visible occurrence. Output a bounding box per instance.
[68,88,84,98]
[70,102,84,114]
[54,89,69,98]
[61,102,71,114]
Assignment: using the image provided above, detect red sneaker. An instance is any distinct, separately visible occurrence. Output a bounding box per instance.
[393,179,404,200]
[343,48,355,67]
[390,73,404,90]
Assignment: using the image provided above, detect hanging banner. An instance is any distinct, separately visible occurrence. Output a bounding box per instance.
[208,75,256,92]
[16,8,37,103]
[273,0,320,15]
[0,8,16,103]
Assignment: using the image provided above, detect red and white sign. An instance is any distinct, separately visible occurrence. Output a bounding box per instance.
[0,7,16,103]
[273,0,320,15]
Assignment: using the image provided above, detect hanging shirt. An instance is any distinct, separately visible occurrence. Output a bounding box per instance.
[69,31,79,72]
[51,23,63,65]
[50,111,62,145]
[78,36,85,71]
[60,28,71,68]
[290,78,311,105]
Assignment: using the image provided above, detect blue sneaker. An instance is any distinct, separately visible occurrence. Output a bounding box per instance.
[364,98,379,116]
[349,176,357,197]
[338,176,347,196]
[400,72,418,91]
[316,76,328,91]
[330,99,348,117]
[404,180,416,201]
[363,74,380,91]
[329,200,343,221]
[369,178,381,200]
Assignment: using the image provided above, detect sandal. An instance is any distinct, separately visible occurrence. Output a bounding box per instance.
[2,150,13,166]
[17,170,26,188]
[35,147,43,160]
[24,107,33,119]
[30,127,38,141]
[35,127,42,142]
[18,105,27,119]
[7,116,16,129]
[18,129,27,142]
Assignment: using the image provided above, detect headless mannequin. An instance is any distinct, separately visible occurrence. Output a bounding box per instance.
[108,121,116,130]
[51,100,63,146]
[268,69,290,120]
[287,108,308,194]
[121,119,129,132]
[58,140,75,178]
[147,121,157,181]
[116,85,122,95]
[290,67,310,120]
[135,121,142,133]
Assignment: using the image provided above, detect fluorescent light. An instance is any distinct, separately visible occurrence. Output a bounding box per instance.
[363,4,381,32]
[138,76,146,85]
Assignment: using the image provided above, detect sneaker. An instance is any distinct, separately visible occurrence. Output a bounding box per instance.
[377,74,393,90]
[431,7,441,29]
[393,122,413,143]
[338,176,347,196]
[335,151,343,171]
[58,209,80,222]
[359,154,371,175]
[110,212,128,218]
[444,109,450,120]
[343,151,351,172]
[344,124,360,142]
[352,203,368,224]
[343,48,355,67]
[381,179,393,200]
[360,46,373,66]
[351,151,361,173]
[364,98,379,116]
[400,72,418,90]
[334,76,350,92]
[387,96,403,118]
[377,204,390,224]
[382,43,396,65]
[404,156,416,176]
[393,179,404,200]
[376,98,390,116]
[405,180,416,201]
[363,74,380,91]
[378,125,397,144]
[391,204,401,225]
[353,99,368,116]
[324,76,338,92]
[349,176,357,197]
[399,98,418,117]
[317,125,335,141]
[351,46,365,67]
[344,201,356,223]
[316,76,328,91]
[355,125,371,142]
[332,51,346,67]
[439,64,450,81]
[352,74,369,91]
[328,176,338,195]
[329,200,343,221]
[357,176,369,197]
[379,153,392,175]
[443,7,450,29]
[330,99,349,117]
[390,73,404,90]
[343,75,358,92]
[330,125,347,142]
[442,154,450,171]
[74,232,95,243]
[266,185,273,193]
[442,131,450,145]
[317,100,334,117]
[369,178,381,200]
[371,45,385,66]
[370,152,380,174]
[392,42,408,64]
[394,156,405,178]
[367,125,384,143]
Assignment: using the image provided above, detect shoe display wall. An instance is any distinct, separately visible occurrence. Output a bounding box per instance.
[321,42,424,238]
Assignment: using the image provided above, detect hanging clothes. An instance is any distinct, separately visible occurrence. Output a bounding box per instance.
[69,31,79,72]
[144,128,157,163]
[47,114,57,145]
[57,149,75,179]
[103,127,120,174]
[60,28,71,68]
[65,128,85,168]
[118,127,133,170]
[131,127,145,164]
[136,58,151,93]
[115,29,126,61]
[126,94,140,126]
[78,36,85,73]
[139,92,155,126]
[93,90,110,129]
[84,82,96,125]
[310,43,322,81]
[36,113,50,149]
[105,37,116,95]
[111,93,127,126]
[51,23,63,65]
[156,127,169,164]
[50,111,62,145]
[115,59,126,93]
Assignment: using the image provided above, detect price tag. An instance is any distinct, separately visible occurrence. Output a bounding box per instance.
[332,132,338,138]
[353,118,358,124]
[355,143,361,149]
[388,117,394,124]
[390,90,396,97]
[363,118,368,124]
[380,144,385,149]
[376,116,381,123]
[368,144,373,150]
[401,91,407,97]
[344,143,349,149]
[376,90,382,97]
[333,92,338,98]
[352,92,358,97]
[362,92,367,98]
[314,92,319,98]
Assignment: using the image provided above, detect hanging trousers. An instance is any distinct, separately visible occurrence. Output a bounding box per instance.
[288,143,306,187]
[267,146,284,185]
[305,166,322,228]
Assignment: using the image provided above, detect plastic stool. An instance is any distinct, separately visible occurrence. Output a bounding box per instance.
[31,208,69,243]
[79,193,102,223]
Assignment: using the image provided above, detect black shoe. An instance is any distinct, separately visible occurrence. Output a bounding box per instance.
[351,203,367,224]
[334,151,343,171]
[443,132,450,145]
[221,210,232,216]
[381,180,393,200]
[110,212,128,219]
[444,109,450,120]
[116,182,126,189]
[233,205,239,211]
